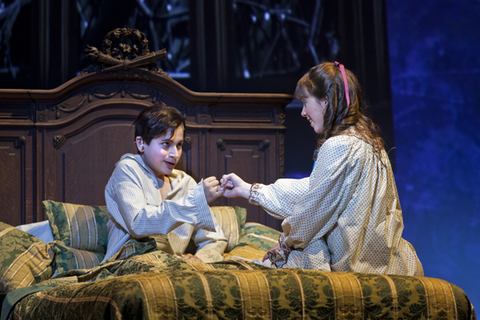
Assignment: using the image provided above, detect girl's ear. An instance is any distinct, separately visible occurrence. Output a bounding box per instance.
[135,136,145,153]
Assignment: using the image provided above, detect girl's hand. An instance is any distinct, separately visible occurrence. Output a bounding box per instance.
[220,173,251,199]
[262,242,281,262]
[203,176,224,204]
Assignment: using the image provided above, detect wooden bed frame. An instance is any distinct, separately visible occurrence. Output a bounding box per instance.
[0,66,292,230]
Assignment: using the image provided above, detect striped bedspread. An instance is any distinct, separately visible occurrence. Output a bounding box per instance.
[6,250,476,320]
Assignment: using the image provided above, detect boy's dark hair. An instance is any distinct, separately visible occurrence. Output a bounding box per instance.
[133,104,186,145]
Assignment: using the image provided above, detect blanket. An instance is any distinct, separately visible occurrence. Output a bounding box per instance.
[3,249,476,320]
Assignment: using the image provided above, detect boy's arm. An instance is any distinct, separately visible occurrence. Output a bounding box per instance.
[191,209,228,263]
[194,241,228,262]
[192,228,228,263]
[107,160,216,239]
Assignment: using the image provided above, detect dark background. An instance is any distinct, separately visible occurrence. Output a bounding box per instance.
[0,0,478,309]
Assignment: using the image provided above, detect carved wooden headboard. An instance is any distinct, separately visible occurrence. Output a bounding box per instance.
[0,68,292,230]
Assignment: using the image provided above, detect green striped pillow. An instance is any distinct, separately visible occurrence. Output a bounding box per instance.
[235,222,281,252]
[0,222,54,292]
[43,200,109,254]
[50,241,105,277]
[210,206,247,252]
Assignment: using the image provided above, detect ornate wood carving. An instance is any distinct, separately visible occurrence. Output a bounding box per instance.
[183,136,192,151]
[279,134,285,178]
[259,139,270,150]
[15,136,26,148]
[279,112,286,125]
[35,82,199,122]
[51,86,168,120]
[53,135,65,149]
[217,139,226,151]
[83,28,168,75]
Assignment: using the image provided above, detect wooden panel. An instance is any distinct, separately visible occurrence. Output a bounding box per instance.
[212,107,273,123]
[0,138,23,226]
[209,132,282,230]
[0,131,34,226]
[176,131,202,181]
[37,100,144,212]
[58,121,137,206]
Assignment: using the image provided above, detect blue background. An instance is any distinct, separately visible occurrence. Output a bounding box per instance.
[386,0,480,308]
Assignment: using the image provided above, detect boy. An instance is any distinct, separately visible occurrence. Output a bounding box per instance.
[103,104,227,262]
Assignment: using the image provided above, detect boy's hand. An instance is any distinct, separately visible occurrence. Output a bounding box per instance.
[183,253,203,262]
[203,176,224,204]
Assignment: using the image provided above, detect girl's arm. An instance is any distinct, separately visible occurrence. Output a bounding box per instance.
[248,178,310,219]
[221,173,310,219]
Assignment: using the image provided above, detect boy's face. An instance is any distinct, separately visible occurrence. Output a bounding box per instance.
[138,126,184,179]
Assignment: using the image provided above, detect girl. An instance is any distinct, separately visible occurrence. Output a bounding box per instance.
[221,62,423,275]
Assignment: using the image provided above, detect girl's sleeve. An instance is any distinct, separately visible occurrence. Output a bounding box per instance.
[249,177,310,219]
[106,162,215,239]
[256,137,365,250]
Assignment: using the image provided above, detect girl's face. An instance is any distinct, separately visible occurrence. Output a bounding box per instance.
[136,126,184,179]
[301,95,328,133]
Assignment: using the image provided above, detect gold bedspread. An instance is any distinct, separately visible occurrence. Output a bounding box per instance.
[8,250,476,320]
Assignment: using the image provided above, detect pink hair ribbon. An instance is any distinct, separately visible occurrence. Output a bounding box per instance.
[334,61,350,120]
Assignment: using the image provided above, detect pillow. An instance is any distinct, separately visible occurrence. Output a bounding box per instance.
[223,245,267,262]
[0,221,54,292]
[43,200,109,253]
[236,222,281,252]
[16,220,54,244]
[210,206,247,252]
[50,241,105,277]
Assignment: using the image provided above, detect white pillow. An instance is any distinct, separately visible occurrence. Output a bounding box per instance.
[16,220,54,244]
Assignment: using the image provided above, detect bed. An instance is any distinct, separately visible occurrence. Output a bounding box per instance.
[0,29,476,319]
[0,201,476,320]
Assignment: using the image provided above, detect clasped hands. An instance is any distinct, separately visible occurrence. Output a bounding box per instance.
[203,173,252,204]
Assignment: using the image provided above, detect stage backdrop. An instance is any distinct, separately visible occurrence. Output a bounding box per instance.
[385,0,480,309]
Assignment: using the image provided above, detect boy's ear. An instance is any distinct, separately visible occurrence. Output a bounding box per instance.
[135,136,145,152]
